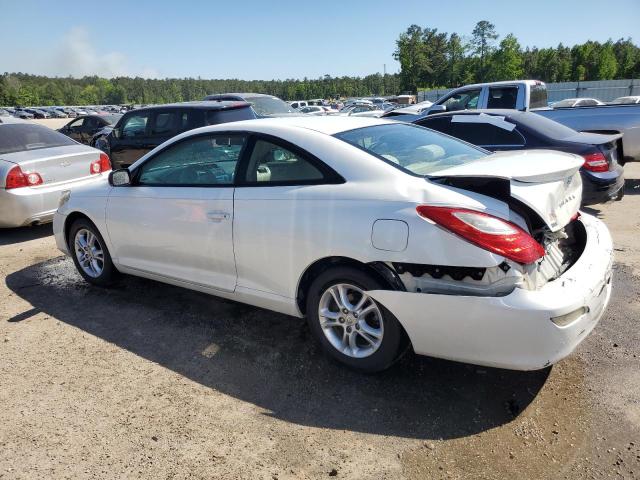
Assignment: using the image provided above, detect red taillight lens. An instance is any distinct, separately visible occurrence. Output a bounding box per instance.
[90,152,112,174]
[5,165,43,190]
[416,206,545,264]
[582,152,608,172]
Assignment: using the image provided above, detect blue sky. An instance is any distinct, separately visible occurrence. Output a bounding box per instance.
[1,0,638,80]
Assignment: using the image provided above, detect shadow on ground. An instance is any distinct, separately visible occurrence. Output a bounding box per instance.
[0,224,53,246]
[625,178,640,195]
[6,257,550,440]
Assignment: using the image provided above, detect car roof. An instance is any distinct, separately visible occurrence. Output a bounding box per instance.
[133,100,250,112]
[204,93,275,100]
[202,116,391,136]
[0,116,29,125]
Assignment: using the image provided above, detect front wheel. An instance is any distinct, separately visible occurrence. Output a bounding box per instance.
[68,218,119,287]
[306,266,406,372]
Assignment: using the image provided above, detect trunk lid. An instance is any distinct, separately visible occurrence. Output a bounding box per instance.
[0,144,101,185]
[430,150,583,232]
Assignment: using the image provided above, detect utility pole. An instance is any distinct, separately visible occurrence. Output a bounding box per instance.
[383,64,386,96]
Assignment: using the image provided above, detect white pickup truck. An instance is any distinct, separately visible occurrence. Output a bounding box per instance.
[413,80,640,163]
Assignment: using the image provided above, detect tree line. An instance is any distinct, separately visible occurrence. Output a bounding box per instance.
[0,73,402,107]
[394,20,640,93]
[1,20,639,106]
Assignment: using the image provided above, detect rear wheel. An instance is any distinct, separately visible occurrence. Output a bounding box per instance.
[306,266,405,372]
[68,218,118,286]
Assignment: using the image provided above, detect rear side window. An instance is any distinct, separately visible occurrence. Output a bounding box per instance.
[0,124,76,154]
[244,139,325,184]
[205,107,255,125]
[150,111,177,136]
[487,87,518,109]
[445,117,525,147]
[529,84,548,109]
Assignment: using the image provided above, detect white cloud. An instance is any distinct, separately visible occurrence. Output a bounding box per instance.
[51,26,160,78]
[0,26,160,78]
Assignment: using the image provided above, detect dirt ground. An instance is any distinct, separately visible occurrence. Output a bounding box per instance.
[0,163,639,479]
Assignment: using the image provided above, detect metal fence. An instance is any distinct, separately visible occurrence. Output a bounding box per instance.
[417,79,640,103]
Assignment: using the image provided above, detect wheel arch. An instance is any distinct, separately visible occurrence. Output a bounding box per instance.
[295,256,405,316]
[63,211,99,249]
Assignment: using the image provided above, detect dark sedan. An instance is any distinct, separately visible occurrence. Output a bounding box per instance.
[58,114,122,145]
[411,109,625,205]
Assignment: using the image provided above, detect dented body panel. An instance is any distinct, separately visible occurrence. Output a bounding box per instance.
[367,213,613,370]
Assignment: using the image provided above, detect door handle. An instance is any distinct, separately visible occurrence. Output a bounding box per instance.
[207,211,231,222]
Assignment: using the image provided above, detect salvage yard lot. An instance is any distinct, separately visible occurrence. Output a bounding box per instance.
[0,165,639,479]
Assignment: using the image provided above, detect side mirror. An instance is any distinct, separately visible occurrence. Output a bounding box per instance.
[109,169,131,187]
[427,104,446,115]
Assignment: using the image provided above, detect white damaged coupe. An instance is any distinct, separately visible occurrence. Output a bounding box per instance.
[53,117,613,372]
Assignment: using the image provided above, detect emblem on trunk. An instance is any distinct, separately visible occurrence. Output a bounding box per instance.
[60,160,71,167]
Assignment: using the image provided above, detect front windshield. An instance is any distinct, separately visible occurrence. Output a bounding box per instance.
[246,96,296,116]
[334,123,487,176]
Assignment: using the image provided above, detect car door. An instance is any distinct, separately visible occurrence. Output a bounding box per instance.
[106,132,247,291]
[233,135,342,298]
[80,116,98,144]
[109,110,151,169]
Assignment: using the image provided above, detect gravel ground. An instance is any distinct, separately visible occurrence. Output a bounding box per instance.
[0,164,639,480]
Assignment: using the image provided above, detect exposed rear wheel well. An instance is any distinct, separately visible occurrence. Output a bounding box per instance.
[296,256,404,315]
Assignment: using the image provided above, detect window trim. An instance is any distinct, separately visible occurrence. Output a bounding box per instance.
[130,130,250,188]
[235,132,345,187]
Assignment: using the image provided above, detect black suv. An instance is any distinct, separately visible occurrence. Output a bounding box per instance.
[92,101,256,169]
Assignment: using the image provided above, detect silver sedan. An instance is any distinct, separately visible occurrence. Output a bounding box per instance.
[0,117,111,228]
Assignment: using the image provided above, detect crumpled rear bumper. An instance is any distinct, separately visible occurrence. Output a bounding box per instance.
[367,213,613,370]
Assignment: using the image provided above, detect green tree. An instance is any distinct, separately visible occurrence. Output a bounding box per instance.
[471,20,499,81]
[487,34,523,81]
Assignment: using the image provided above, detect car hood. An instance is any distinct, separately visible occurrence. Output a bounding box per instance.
[430,150,584,232]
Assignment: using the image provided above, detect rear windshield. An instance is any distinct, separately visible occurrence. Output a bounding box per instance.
[246,96,297,116]
[205,107,256,125]
[334,123,487,176]
[104,114,122,125]
[0,124,76,154]
[518,112,578,139]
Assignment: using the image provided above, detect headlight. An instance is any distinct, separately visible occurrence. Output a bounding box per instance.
[58,190,71,208]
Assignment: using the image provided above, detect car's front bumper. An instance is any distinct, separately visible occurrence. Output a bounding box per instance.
[0,174,106,228]
[367,213,614,370]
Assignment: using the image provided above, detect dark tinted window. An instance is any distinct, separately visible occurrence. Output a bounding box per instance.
[487,87,518,109]
[0,124,76,154]
[529,84,548,108]
[429,116,525,146]
[206,107,255,125]
[138,135,245,186]
[150,111,177,136]
[244,139,324,184]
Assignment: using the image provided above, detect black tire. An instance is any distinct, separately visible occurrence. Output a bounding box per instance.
[68,218,119,287]
[306,266,406,373]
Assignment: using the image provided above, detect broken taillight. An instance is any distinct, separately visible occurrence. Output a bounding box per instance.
[416,206,545,264]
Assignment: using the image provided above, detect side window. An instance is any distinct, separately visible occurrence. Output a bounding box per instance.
[150,111,177,136]
[205,107,254,125]
[121,113,149,139]
[416,117,454,136]
[69,118,84,129]
[441,89,481,112]
[487,87,518,109]
[84,117,98,129]
[244,139,325,184]
[137,134,246,186]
